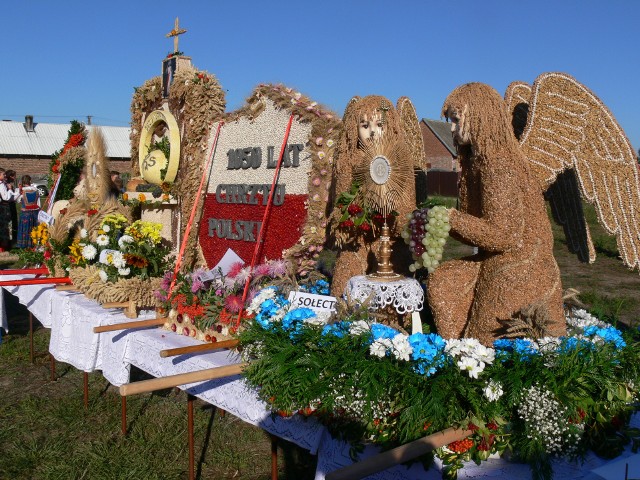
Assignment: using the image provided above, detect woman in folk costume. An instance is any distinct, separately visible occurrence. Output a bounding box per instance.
[0,168,20,251]
[16,175,41,248]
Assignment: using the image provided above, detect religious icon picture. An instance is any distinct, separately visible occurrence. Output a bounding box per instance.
[162,57,177,98]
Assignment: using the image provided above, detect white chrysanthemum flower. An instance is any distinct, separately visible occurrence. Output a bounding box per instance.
[391,334,413,361]
[111,251,126,269]
[457,356,482,379]
[305,311,331,326]
[102,224,111,232]
[484,379,504,401]
[82,244,97,260]
[118,267,130,276]
[474,344,495,365]
[247,287,276,314]
[96,234,109,246]
[98,270,108,282]
[220,326,229,336]
[118,235,134,249]
[349,320,370,335]
[80,228,88,239]
[369,339,391,358]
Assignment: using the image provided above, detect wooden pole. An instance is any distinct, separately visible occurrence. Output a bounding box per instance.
[29,312,34,364]
[188,394,195,480]
[159,339,239,358]
[119,363,247,397]
[49,353,56,381]
[271,435,279,480]
[55,285,79,291]
[121,396,127,436]
[0,277,72,287]
[0,267,49,276]
[93,317,167,333]
[83,372,89,409]
[325,427,473,480]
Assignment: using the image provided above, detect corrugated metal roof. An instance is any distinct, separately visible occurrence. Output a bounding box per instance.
[0,120,131,158]
[423,119,457,157]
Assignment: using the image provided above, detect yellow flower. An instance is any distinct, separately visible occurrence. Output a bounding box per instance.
[138,193,146,202]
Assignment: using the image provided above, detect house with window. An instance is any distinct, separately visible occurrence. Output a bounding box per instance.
[420,118,459,197]
[0,116,131,182]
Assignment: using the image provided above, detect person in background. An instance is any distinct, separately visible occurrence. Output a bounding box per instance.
[4,170,19,245]
[16,175,41,248]
[0,168,19,251]
[109,170,122,197]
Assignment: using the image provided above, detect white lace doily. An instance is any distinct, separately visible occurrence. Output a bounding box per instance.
[345,275,423,314]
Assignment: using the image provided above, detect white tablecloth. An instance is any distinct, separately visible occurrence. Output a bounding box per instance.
[2,279,638,479]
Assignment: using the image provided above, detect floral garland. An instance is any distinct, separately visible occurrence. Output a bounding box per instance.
[239,289,640,480]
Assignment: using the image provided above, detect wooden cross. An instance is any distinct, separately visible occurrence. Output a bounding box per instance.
[166,17,187,53]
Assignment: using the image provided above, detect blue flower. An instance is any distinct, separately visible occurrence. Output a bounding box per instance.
[407,333,446,377]
[322,322,351,338]
[370,323,398,342]
[583,325,626,348]
[281,308,316,330]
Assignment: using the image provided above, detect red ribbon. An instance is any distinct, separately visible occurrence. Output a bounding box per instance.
[168,121,224,297]
[235,114,294,328]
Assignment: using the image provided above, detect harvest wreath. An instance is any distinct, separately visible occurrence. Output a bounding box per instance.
[130,64,225,270]
[238,287,640,480]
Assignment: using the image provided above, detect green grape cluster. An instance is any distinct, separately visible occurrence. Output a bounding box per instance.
[401,205,450,273]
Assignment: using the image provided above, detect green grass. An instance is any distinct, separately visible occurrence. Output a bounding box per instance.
[0,299,316,480]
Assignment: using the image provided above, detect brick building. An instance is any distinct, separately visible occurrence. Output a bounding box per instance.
[0,116,131,179]
[421,118,459,197]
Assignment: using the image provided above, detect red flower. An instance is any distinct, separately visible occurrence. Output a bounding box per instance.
[347,204,363,216]
[359,223,371,232]
[339,219,355,228]
[372,213,384,223]
[87,209,98,216]
[43,250,52,260]
[59,208,67,215]
[486,421,499,431]
[224,294,244,313]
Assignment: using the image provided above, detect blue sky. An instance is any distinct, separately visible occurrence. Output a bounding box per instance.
[3,1,639,152]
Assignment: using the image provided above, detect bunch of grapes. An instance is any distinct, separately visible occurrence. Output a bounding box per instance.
[401,205,450,273]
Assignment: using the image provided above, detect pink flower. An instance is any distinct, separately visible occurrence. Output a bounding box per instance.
[160,271,173,290]
[269,259,288,277]
[224,294,244,313]
[254,263,271,277]
[312,177,321,186]
[190,278,204,293]
[315,137,324,146]
[227,261,244,278]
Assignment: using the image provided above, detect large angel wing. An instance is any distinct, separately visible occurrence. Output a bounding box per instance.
[520,72,640,270]
[396,96,426,170]
[505,80,596,264]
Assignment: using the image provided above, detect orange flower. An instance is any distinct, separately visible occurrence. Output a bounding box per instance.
[447,438,474,454]
[125,254,149,268]
[122,193,129,201]
[138,193,146,202]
